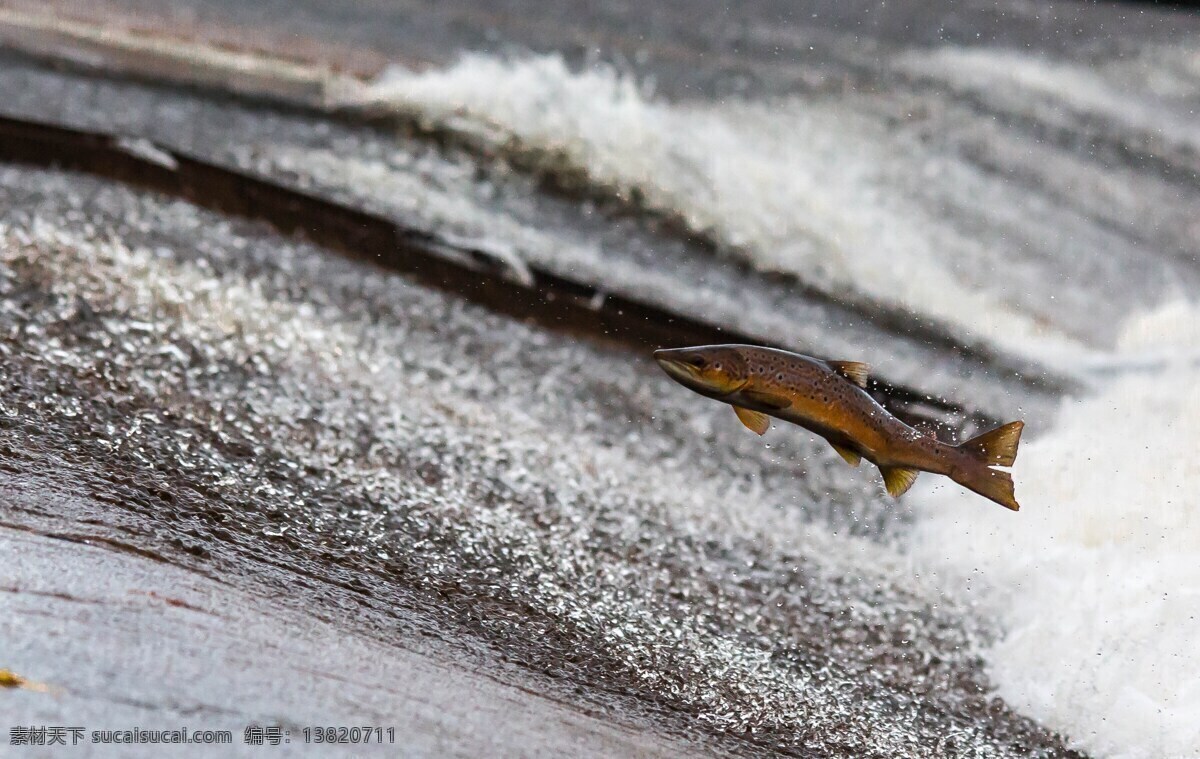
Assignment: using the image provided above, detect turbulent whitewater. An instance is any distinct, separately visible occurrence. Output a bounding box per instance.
[915,300,1200,758]
[357,45,1200,758]
[2,13,1198,756]
[361,48,1200,374]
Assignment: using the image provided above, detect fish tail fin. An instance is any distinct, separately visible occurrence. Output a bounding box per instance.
[957,421,1024,467]
[953,466,1020,511]
[952,421,1023,510]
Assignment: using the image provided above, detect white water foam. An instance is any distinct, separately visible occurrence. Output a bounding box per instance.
[348,55,1200,753]
[361,54,1095,367]
[913,299,1200,759]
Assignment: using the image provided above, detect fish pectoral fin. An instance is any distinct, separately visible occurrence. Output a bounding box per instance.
[829,442,861,467]
[880,466,920,497]
[827,360,870,388]
[740,389,792,409]
[733,406,770,435]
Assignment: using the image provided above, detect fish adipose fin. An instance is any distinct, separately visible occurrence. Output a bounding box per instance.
[959,421,1024,467]
[827,361,869,388]
[830,442,861,467]
[733,406,770,435]
[880,466,919,497]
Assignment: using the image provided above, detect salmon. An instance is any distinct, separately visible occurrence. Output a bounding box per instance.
[654,345,1024,510]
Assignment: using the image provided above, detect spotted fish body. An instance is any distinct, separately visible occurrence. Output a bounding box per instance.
[654,344,1023,510]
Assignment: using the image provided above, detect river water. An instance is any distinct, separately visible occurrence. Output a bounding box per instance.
[1,2,1198,757]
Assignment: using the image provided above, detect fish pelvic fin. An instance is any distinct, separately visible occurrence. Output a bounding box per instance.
[829,442,861,467]
[733,406,770,435]
[959,421,1024,467]
[880,466,919,497]
[954,466,1020,511]
[827,360,869,388]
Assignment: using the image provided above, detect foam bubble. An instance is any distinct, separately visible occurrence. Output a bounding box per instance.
[913,300,1200,759]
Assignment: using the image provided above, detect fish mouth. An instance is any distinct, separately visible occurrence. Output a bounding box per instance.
[654,349,744,397]
[653,352,698,384]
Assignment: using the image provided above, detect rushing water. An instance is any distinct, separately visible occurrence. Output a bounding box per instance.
[1,3,1199,757]
[915,299,1200,759]
[341,41,1200,755]
[318,40,1200,759]
[359,48,1200,373]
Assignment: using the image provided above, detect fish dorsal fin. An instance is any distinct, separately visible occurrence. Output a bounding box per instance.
[740,389,792,409]
[959,421,1024,467]
[733,406,770,435]
[880,466,919,497]
[829,442,861,467]
[827,360,869,388]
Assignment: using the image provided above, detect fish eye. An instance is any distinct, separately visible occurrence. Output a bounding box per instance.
[690,355,708,368]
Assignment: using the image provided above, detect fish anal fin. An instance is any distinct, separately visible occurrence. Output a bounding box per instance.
[733,406,770,435]
[880,466,919,497]
[830,442,861,467]
[741,389,792,409]
[959,421,1024,467]
[827,360,869,388]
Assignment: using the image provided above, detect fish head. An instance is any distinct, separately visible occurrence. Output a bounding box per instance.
[653,345,749,398]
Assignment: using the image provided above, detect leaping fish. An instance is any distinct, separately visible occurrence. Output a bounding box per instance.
[654,345,1024,510]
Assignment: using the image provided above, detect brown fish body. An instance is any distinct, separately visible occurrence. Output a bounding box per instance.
[654,345,1023,510]
[722,347,952,471]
